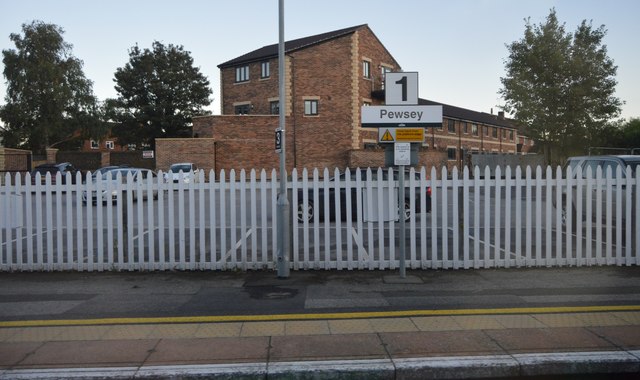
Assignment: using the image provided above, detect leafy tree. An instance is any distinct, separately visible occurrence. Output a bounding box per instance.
[0,21,104,154]
[619,118,640,150]
[499,9,623,163]
[109,41,212,149]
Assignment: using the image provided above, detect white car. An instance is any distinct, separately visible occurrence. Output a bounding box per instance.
[164,163,198,184]
[82,168,158,204]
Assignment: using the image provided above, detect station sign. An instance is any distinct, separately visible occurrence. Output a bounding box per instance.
[378,127,424,143]
[361,105,443,127]
[385,72,418,105]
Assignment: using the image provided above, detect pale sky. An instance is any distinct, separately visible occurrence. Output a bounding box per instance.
[1,0,639,121]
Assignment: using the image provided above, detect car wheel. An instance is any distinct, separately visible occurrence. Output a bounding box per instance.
[297,201,314,223]
[402,199,412,221]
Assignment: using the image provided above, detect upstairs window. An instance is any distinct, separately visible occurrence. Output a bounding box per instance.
[106,141,114,150]
[492,127,498,138]
[90,140,99,149]
[447,147,457,161]
[472,124,478,136]
[235,66,249,82]
[448,119,456,133]
[380,66,392,89]
[304,100,318,116]
[363,60,371,79]
[261,61,270,79]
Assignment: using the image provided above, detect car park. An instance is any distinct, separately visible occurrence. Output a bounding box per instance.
[82,168,158,204]
[30,162,77,185]
[558,155,640,227]
[296,168,431,223]
[164,163,199,184]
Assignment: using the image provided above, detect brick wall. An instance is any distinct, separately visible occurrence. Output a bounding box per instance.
[156,138,216,174]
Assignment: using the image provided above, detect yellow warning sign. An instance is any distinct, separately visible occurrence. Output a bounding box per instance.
[396,128,424,142]
[381,129,394,142]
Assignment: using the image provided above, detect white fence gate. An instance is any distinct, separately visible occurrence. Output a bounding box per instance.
[0,166,638,272]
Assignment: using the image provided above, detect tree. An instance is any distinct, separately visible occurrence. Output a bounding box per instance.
[109,41,212,149]
[499,9,623,163]
[0,21,104,154]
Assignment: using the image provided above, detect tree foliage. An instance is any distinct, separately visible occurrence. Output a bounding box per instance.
[0,21,104,153]
[499,9,623,162]
[109,41,212,149]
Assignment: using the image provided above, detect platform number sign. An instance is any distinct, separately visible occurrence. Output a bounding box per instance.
[275,128,282,153]
[385,72,418,105]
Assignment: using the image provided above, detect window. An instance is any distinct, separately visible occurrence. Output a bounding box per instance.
[235,66,249,82]
[363,61,371,79]
[304,99,318,116]
[448,119,456,133]
[492,127,498,138]
[270,101,279,115]
[447,147,457,161]
[261,61,270,79]
[90,140,99,149]
[502,129,507,139]
[462,122,468,134]
[509,130,514,141]
[380,66,391,89]
[105,141,114,150]
[472,124,478,136]
[235,104,251,115]
[485,126,490,136]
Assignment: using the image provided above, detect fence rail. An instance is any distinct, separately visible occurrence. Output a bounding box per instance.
[1,166,638,272]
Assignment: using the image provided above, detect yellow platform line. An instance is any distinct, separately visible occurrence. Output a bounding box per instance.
[2,305,639,328]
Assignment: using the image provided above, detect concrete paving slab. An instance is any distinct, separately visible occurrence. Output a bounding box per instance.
[381,330,505,358]
[485,327,615,353]
[328,319,375,334]
[411,316,463,331]
[284,320,331,336]
[17,339,158,368]
[145,337,269,365]
[588,325,640,349]
[147,323,199,339]
[5,327,64,342]
[492,314,547,329]
[369,317,418,333]
[452,315,504,330]
[100,324,156,340]
[574,312,628,326]
[194,322,242,338]
[269,334,387,362]
[240,321,285,337]
[0,328,18,342]
[610,311,640,324]
[53,325,112,341]
[531,313,586,327]
[0,342,42,367]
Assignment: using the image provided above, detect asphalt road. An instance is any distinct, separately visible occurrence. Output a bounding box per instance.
[1,266,639,322]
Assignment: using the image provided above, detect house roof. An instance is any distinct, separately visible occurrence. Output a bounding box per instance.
[419,98,516,129]
[218,24,368,68]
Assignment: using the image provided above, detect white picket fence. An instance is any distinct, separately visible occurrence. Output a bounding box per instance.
[0,165,638,272]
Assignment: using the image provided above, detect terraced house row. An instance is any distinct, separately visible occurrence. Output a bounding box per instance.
[157,24,535,173]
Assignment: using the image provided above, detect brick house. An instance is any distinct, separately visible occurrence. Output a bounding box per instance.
[187,24,532,173]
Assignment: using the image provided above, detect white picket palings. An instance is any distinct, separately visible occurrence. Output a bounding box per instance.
[1,165,639,272]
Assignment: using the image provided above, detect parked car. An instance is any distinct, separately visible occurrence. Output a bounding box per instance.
[82,168,158,204]
[296,168,431,223]
[164,163,199,184]
[84,165,129,184]
[557,155,640,227]
[31,162,77,185]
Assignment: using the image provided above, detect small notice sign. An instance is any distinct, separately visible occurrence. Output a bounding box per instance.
[394,143,411,166]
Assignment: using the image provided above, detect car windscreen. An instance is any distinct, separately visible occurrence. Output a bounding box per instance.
[170,165,191,173]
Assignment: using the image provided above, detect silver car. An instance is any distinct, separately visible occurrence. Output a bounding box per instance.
[559,155,640,228]
[82,168,158,204]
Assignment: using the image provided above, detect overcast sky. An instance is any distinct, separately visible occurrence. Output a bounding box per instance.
[1,0,639,121]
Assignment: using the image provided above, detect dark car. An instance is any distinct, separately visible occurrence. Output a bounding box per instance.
[30,162,77,185]
[296,168,432,223]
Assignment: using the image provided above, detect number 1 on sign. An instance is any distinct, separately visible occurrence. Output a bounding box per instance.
[395,76,407,102]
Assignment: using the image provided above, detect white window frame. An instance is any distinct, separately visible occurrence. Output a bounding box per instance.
[260,61,270,79]
[90,140,99,149]
[304,99,319,116]
[105,141,114,150]
[235,66,249,82]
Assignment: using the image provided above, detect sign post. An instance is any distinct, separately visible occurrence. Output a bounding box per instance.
[361,72,442,278]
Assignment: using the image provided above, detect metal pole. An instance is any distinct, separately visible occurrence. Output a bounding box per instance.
[276,0,290,278]
[398,165,406,278]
